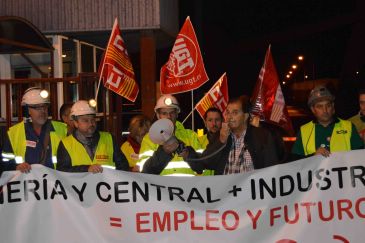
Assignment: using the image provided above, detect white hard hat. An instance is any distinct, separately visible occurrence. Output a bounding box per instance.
[21,87,50,106]
[71,100,96,117]
[154,95,180,113]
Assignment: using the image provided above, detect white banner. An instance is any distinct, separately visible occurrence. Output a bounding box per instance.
[1,150,365,243]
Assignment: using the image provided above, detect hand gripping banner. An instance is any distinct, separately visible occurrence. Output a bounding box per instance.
[1,150,365,242]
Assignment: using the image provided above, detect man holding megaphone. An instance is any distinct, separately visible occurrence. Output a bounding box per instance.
[138,95,204,176]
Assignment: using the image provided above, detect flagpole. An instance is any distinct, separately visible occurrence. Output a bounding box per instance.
[191,90,195,131]
[94,18,118,101]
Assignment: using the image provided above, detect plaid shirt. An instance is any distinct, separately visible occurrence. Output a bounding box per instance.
[224,130,254,174]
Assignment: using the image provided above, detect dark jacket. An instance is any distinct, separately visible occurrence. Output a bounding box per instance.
[199,125,286,175]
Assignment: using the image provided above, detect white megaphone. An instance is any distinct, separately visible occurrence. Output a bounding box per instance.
[149,118,175,145]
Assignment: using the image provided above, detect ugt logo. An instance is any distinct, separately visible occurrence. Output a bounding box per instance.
[166,34,197,77]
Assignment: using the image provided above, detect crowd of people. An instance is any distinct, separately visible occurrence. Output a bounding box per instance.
[0,85,364,177]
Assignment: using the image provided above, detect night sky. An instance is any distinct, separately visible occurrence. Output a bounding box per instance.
[177,0,364,124]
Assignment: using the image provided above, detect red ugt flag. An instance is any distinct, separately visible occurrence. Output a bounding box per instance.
[251,45,293,133]
[196,73,229,120]
[99,18,139,102]
[160,16,209,94]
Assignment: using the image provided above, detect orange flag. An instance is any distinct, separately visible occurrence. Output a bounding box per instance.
[160,16,209,94]
[251,45,293,133]
[99,18,139,102]
[196,73,229,120]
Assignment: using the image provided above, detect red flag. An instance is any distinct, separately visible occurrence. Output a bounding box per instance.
[251,45,294,133]
[99,18,139,102]
[196,73,229,120]
[160,16,209,94]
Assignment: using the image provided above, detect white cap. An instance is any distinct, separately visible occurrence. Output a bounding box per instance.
[21,87,50,106]
[154,95,180,113]
[70,100,96,117]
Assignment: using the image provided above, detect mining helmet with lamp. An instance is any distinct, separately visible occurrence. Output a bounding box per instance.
[21,87,50,106]
[70,100,96,118]
[154,94,180,113]
[307,86,335,107]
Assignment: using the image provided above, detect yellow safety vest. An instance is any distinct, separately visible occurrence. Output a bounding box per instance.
[349,114,365,143]
[4,121,67,164]
[198,134,209,149]
[300,119,352,155]
[62,131,115,167]
[138,121,203,176]
[121,140,139,167]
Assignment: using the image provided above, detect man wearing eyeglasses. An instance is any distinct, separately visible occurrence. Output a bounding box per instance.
[138,94,203,176]
[197,95,286,175]
[291,86,363,159]
[1,87,67,173]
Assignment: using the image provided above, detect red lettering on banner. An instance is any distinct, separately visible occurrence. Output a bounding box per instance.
[284,204,299,224]
[153,212,171,232]
[300,202,316,223]
[136,212,151,233]
[270,207,281,226]
[247,209,262,229]
[355,197,365,218]
[190,211,204,230]
[318,200,334,221]
[206,210,220,230]
[135,198,365,233]
[337,199,354,220]
[174,211,188,231]
[222,210,239,230]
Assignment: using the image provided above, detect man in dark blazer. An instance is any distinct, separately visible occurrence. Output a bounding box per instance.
[197,96,286,175]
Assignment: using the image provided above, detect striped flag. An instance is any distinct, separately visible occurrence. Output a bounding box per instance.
[196,73,229,120]
[251,45,293,133]
[99,18,139,102]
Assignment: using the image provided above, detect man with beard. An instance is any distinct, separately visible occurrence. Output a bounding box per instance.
[1,87,67,173]
[198,107,223,148]
[138,94,203,176]
[291,86,363,159]
[56,100,129,173]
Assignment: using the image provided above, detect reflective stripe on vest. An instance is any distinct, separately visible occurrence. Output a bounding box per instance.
[138,121,204,176]
[7,121,67,163]
[300,119,352,155]
[160,160,196,176]
[63,132,115,167]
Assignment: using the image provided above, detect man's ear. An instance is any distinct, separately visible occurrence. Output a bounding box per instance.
[310,105,315,114]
